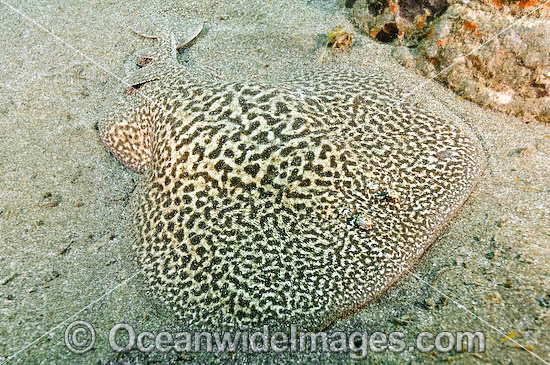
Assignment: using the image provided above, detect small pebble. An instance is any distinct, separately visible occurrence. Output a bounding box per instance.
[486,291,502,303]
[350,352,367,360]
[394,314,412,325]
[424,297,436,310]
[57,244,71,255]
[38,192,61,208]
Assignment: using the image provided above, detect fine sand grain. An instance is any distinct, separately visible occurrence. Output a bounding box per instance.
[0,0,548,363]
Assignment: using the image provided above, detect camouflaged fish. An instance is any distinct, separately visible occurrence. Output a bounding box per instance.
[100,25,483,330]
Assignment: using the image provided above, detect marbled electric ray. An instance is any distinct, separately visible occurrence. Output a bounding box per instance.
[100,38,483,330]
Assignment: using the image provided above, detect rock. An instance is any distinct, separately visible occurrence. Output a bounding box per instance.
[391,45,416,67]
[352,0,550,123]
[352,0,450,45]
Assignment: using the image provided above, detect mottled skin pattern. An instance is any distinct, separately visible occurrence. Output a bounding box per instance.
[101,65,483,331]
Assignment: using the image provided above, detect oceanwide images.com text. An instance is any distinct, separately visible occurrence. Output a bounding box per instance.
[64,321,486,357]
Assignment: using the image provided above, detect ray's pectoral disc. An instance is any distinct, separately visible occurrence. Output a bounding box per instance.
[101,68,483,330]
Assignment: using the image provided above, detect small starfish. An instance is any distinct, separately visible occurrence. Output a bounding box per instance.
[100,26,483,331]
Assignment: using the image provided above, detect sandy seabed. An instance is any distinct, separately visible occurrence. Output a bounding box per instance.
[0,0,549,363]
